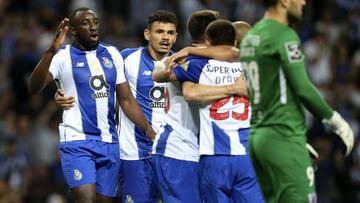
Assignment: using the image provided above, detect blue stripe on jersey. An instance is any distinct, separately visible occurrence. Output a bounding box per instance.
[211,122,231,154]
[134,48,154,157]
[156,124,173,154]
[173,56,208,83]
[70,46,101,137]
[97,45,118,141]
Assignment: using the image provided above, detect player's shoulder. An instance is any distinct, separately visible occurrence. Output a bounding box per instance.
[98,43,122,54]
[120,47,143,60]
[187,55,209,62]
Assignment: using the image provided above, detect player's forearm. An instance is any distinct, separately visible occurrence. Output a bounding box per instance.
[297,83,333,119]
[120,98,152,133]
[286,64,333,119]
[185,46,239,62]
[28,50,55,94]
[182,82,239,104]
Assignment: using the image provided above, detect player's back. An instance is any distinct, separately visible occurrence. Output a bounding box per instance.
[240,19,307,137]
[176,57,250,156]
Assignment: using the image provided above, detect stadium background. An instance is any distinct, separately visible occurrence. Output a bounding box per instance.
[0,0,359,202]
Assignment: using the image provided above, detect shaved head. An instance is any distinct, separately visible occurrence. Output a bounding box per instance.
[233,21,251,47]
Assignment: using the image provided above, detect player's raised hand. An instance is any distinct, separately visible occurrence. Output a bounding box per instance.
[48,18,69,53]
[322,111,354,156]
[55,89,75,110]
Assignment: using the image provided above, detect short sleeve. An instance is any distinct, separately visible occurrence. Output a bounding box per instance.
[173,56,207,83]
[48,52,63,80]
[108,46,127,84]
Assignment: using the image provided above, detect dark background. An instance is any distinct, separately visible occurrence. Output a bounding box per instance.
[0,0,359,202]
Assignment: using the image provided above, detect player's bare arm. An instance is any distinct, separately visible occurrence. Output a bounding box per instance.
[182,76,248,104]
[116,82,156,141]
[54,89,75,110]
[173,46,239,64]
[28,18,69,94]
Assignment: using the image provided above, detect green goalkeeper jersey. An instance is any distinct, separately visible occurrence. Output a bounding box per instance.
[240,19,333,137]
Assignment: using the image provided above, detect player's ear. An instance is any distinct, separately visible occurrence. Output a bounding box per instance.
[69,26,77,36]
[205,39,211,46]
[144,29,150,41]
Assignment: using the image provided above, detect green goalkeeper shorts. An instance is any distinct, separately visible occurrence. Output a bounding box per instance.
[248,131,317,203]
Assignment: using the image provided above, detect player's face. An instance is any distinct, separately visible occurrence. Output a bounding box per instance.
[72,10,99,50]
[288,0,306,20]
[145,22,177,55]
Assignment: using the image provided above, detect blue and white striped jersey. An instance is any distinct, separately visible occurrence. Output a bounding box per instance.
[119,47,167,160]
[49,44,126,143]
[152,81,200,162]
[174,56,251,155]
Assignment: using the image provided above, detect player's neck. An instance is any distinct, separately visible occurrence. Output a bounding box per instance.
[264,6,288,25]
[147,46,168,61]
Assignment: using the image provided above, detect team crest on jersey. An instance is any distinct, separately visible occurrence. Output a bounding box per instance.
[73,169,83,181]
[180,61,189,71]
[285,42,303,63]
[102,57,114,68]
[125,195,134,203]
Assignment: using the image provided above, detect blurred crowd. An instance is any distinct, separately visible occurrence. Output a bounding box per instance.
[0,0,359,202]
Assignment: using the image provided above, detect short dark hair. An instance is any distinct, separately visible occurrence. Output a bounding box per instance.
[205,19,235,46]
[187,10,220,43]
[261,0,279,9]
[69,7,91,26]
[147,10,178,29]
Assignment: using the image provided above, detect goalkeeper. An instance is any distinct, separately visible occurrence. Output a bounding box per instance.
[239,0,354,202]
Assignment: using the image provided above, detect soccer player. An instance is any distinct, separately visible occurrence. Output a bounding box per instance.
[162,19,263,203]
[152,13,254,203]
[239,0,355,202]
[233,21,252,48]
[116,10,178,203]
[153,18,263,202]
[28,8,154,203]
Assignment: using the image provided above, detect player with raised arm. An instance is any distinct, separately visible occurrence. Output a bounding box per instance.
[153,18,262,202]
[239,0,354,202]
[28,8,154,203]
[162,19,263,203]
[152,13,257,203]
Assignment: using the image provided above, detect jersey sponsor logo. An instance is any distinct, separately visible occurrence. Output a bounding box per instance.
[149,86,165,108]
[76,62,85,67]
[240,47,255,57]
[242,34,260,47]
[89,75,110,99]
[102,57,114,68]
[73,169,83,181]
[285,42,303,63]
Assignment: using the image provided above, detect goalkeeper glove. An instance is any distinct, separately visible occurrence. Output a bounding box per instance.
[322,111,354,156]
